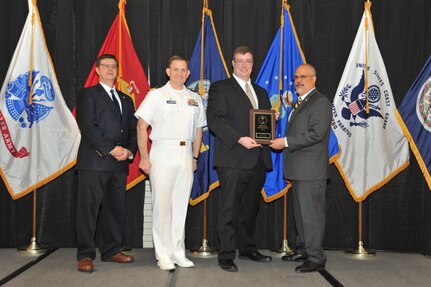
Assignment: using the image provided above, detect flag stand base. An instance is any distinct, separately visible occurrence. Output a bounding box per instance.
[18,237,47,254]
[345,241,375,258]
[271,239,294,256]
[189,239,217,257]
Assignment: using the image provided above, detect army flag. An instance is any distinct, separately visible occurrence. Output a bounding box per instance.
[186,6,229,205]
[398,55,431,191]
[84,0,150,190]
[0,0,81,199]
[256,3,340,202]
[332,2,409,202]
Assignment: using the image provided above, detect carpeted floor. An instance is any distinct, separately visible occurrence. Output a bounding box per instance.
[1,248,430,287]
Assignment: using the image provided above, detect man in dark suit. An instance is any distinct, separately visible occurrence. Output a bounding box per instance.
[270,64,331,272]
[207,46,273,272]
[75,54,137,273]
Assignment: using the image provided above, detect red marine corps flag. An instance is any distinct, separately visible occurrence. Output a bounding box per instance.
[84,0,150,189]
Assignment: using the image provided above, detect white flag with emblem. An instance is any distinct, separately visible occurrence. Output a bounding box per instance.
[332,2,409,202]
[0,0,81,199]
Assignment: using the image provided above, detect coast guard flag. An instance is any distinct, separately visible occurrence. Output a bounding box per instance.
[332,2,409,202]
[0,0,81,199]
[256,3,340,202]
[186,7,229,205]
[84,0,150,190]
[398,55,431,191]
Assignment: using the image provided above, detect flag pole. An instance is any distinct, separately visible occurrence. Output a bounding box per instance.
[18,189,47,254]
[345,0,375,259]
[190,198,217,256]
[18,0,47,255]
[345,201,375,257]
[364,0,370,114]
[271,0,293,257]
[190,0,217,257]
[118,0,125,82]
[271,193,293,255]
[28,0,36,106]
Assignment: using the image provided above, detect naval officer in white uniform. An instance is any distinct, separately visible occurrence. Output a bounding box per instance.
[135,55,206,271]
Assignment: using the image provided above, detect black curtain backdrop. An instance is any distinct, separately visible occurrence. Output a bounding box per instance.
[1,0,430,253]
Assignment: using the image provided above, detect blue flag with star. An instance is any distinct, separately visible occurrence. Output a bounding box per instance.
[256,4,340,202]
[186,8,229,205]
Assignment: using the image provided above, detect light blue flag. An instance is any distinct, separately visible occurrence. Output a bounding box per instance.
[186,8,229,205]
[256,4,339,202]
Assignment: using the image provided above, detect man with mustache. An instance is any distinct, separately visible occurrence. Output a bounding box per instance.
[270,63,331,273]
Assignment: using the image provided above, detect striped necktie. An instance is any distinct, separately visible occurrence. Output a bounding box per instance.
[294,96,302,109]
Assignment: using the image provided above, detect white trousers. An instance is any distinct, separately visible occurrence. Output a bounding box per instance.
[149,141,193,262]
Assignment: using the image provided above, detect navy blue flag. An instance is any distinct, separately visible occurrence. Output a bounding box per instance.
[256,4,340,202]
[398,55,431,191]
[186,8,229,205]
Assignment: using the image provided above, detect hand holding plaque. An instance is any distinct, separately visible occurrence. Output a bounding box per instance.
[249,109,276,144]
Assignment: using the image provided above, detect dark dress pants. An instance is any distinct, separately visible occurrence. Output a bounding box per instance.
[216,156,266,261]
[76,168,127,261]
[291,179,327,265]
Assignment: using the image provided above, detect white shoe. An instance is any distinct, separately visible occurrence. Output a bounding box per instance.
[171,256,194,268]
[157,260,176,271]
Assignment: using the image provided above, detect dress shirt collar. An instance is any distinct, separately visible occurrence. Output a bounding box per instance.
[232,73,252,89]
[167,81,187,93]
[298,87,316,102]
[99,81,117,98]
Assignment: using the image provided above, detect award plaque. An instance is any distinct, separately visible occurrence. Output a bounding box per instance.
[249,109,276,144]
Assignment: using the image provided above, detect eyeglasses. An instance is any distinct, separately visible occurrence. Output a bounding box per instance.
[293,75,314,80]
[234,59,253,65]
[98,64,118,69]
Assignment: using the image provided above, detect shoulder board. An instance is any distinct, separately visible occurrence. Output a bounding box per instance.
[150,85,163,91]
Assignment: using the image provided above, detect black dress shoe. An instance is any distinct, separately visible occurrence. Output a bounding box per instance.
[281,252,308,262]
[238,251,272,262]
[295,261,325,273]
[218,259,238,272]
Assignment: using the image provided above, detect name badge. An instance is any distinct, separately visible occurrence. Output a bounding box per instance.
[166,99,176,104]
[187,99,198,106]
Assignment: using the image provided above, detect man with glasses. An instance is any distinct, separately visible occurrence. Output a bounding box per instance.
[207,46,273,272]
[270,63,331,272]
[75,54,137,273]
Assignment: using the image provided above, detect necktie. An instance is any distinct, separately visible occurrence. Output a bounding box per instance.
[288,97,302,122]
[110,89,121,115]
[293,96,302,109]
[245,83,257,109]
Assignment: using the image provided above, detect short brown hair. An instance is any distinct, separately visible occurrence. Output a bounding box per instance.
[233,46,253,59]
[95,54,118,66]
[167,55,189,69]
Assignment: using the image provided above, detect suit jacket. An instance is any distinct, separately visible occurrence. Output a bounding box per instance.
[283,89,331,180]
[76,83,137,173]
[207,77,272,170]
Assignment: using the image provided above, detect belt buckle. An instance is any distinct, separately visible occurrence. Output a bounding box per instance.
[180,141,186,146]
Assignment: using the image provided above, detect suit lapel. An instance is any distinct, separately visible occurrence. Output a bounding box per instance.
[288,89,317,124]
[253,83,266,109]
